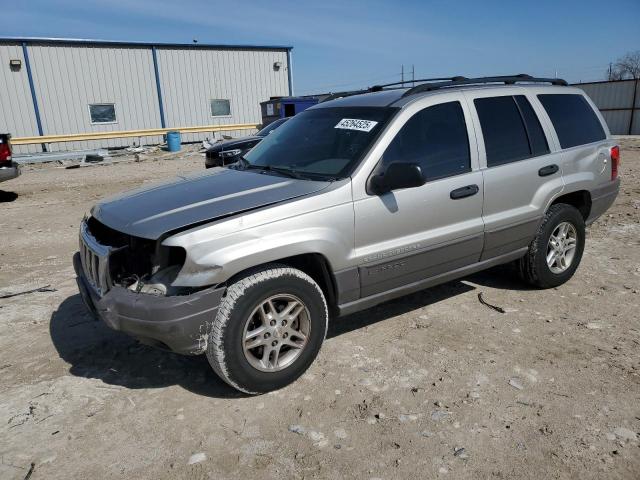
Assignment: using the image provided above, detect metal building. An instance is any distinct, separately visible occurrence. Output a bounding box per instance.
[0,37,293,153]
[573,79,639,135]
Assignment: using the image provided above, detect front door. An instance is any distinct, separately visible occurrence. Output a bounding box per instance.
[353,99,485,298]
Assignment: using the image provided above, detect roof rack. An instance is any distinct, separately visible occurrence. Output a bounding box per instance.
[401,74,568,97]
[319,74,568,104]
[319,77,468,103]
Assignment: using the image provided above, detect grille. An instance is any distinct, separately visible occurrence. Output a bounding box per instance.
[79,220,113,296]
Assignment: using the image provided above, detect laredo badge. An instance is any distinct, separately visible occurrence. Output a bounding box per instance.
[334,118,379,132]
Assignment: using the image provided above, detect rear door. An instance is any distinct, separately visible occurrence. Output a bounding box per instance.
[353,98,485,297]
[465,90,565,260]
[536,92,612,192]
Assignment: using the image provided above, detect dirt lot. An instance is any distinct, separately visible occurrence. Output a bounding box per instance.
[1,141,639,479]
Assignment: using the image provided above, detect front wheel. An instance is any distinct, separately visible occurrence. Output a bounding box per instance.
[206,265,328,394]
[518,203,586,288]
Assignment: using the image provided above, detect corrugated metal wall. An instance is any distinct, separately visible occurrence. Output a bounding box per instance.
[0,43,40,153]
[0,40,291,153]
[574,79,639,135]
[157,48,289,142]
[27,43,163,151]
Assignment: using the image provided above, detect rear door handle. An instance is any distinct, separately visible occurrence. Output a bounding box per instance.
[450,184,479,200]
[538,164,559,177]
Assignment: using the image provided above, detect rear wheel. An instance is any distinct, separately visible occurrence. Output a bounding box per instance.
[518,203,585,288]
[206,265,328,394]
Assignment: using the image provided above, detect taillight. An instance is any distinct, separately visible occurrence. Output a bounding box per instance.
[610,145,620,181]
[0,142,11,163]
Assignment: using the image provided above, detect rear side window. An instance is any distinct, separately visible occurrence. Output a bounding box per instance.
[382,101,470,181]
[537,94,606,148]
[514,95,549,157]
[474,96,531,167]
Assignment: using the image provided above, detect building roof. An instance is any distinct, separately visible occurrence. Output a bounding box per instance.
[0,36,293,51]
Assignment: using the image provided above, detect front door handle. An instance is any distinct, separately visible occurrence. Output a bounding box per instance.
[538,164,559,177]
[450,184,479,200]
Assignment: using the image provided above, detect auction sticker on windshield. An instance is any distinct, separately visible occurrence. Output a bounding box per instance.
[335,118,378,132]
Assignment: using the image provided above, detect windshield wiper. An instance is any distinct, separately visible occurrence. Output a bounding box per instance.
[239,161,305,180]
[235,157,337,181]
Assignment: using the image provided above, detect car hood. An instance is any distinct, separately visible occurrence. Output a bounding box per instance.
[207,136,262,152]
[91,168,331,240]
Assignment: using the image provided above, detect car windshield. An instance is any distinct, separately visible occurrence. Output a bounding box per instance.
[243,106,397,179]
[256,118,288,137]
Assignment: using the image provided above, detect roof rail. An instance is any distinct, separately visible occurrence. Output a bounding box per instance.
[368,76,468,91]
[401,74,568,97]
[319,77,469,103]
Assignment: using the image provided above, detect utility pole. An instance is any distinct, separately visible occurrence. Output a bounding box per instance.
[401,65,404,83]
[608,63,613,80]
[412,65,415,86]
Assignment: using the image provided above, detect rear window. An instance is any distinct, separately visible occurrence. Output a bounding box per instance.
[537,94,606,148]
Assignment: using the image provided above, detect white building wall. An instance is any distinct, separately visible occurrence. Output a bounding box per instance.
[157,48,290,142]
[27,43,163,151]
[0,41,291,153]
[0,43,40,154]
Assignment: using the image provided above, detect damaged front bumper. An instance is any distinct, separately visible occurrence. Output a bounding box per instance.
[73,252,225,355]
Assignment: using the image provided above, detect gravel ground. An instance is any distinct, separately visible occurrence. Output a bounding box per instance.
[0,141,638,479]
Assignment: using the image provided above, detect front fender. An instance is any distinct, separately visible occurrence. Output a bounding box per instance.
[163,183,355,287]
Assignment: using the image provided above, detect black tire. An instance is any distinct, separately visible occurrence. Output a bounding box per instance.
[518,203,586,288]
[206,264,328,394]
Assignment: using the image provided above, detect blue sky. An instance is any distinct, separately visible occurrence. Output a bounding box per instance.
[3,0,639,94]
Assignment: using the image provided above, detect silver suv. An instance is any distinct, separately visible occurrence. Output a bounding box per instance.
[75,75,620,394]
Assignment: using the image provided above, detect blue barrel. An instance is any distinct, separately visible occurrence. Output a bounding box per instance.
[166,131,181,152]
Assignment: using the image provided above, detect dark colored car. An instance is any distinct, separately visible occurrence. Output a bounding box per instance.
[205,118,289,168]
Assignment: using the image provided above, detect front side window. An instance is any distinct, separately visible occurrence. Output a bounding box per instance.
[211,99,231,117]
[243,106,397,179]
[537,94,606,148]
[381,101,471,181]
[89,103,116,124]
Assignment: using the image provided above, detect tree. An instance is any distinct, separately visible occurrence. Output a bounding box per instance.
[608,51,640,80]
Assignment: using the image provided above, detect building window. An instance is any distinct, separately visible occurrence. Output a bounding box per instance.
[89,104,117,124]
[211,99,231,117]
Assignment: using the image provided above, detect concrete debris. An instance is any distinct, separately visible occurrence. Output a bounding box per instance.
[187,452,206,465]
[334,428,348,439]
[509,378,524,390]
[585,322,603,330]
[431,410,450,421]
[613,427,638,442]
[288,424,306,435]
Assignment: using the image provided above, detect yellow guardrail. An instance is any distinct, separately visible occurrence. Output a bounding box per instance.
[11,123,259,145]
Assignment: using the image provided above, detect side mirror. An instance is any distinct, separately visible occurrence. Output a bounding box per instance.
[370,162,425,195]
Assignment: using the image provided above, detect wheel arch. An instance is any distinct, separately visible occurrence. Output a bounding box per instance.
[549,189,592,220]
[224,253,340,317]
